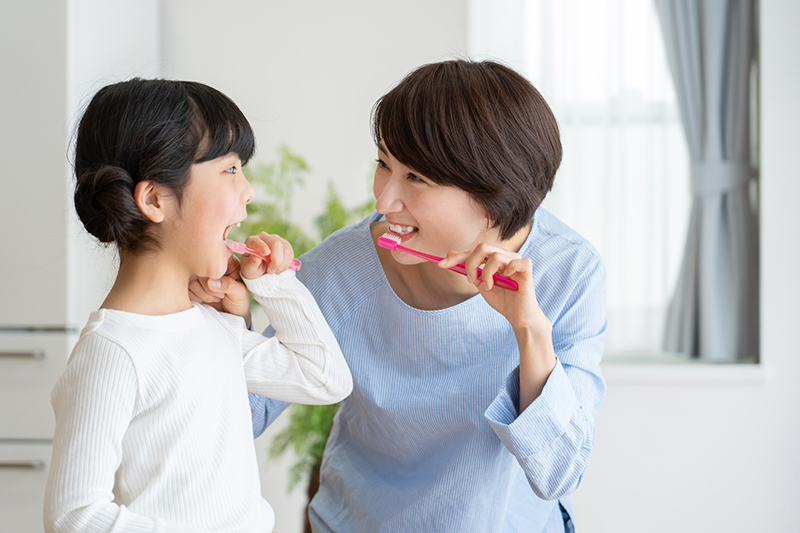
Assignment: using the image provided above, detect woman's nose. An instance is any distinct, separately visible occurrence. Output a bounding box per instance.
[374,178,403,214]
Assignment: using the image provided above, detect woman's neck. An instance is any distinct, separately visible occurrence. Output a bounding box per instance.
[101,250,194,315]
[372,220,532,311]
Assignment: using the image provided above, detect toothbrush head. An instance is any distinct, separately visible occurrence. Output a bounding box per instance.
[224,239,248,254]
[377,231,402,251]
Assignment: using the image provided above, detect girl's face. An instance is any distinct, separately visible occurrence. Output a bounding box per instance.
[163,153,254,279]
[373,142,499,265]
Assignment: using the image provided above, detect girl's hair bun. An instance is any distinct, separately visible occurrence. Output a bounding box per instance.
[74,165,149,251]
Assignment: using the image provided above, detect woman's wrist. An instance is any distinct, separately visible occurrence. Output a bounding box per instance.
[515,321,556,412]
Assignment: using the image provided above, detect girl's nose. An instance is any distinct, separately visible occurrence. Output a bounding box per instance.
[242,175,255,205]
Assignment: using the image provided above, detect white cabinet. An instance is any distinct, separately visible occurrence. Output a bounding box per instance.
[0,443,53,533]
[0,333,75,440]
[0,1,160,531]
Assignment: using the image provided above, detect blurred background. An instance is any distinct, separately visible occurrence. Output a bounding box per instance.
[1,1,798,532]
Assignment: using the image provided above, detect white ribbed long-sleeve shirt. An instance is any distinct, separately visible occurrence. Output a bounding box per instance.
[44,271,352,533]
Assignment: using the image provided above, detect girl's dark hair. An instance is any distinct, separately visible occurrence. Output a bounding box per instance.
[73,78,255,254]
[371,59,562,241]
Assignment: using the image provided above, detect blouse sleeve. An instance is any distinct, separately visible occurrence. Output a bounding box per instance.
[241,270,353,405]
[44,335,201,533]
[484,260,607,501]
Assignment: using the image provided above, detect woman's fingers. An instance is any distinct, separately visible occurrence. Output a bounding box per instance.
[439,245,520,290]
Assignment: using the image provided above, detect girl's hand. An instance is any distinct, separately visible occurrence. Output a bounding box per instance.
[438,244,551,335]
[189,254,252,325]
[240,232,296,279]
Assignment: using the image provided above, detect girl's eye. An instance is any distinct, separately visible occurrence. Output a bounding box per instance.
[408,173,424,183]
[224,166,237,175]
[375,158,388,169]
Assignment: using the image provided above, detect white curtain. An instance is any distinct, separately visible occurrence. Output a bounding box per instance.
[469,0,692,357]
[654,0,758,362]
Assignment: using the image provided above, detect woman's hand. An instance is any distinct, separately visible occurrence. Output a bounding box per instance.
[439,244,556,411]
[438,244,549,333]
[189,254,252,325]
[239,232,296,279]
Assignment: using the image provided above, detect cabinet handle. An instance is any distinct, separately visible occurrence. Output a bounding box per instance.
[0,460,45,470]
[0,350,45,360]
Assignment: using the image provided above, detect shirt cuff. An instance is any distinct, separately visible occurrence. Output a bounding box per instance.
[242,269,296,295]
[485,360,579,459]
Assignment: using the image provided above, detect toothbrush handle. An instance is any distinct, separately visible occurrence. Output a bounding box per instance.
[448,264,519,291]
[397,245,519,291]
[243,248,302,271]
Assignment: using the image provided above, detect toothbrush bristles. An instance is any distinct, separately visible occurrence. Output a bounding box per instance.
[377,231,402,251]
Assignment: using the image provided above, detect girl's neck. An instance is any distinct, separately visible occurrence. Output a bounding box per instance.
[101,250,194,316]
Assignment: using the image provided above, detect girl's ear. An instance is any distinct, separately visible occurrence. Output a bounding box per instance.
[134,180,167,223]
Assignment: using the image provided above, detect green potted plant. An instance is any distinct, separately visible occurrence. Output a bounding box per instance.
[230,146,374,532]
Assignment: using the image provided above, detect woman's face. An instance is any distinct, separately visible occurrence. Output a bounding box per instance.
[373,142,500,265]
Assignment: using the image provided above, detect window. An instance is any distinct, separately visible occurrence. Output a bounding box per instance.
[470,0,692,358]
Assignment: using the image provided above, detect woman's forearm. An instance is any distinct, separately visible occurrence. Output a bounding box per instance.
[514,324,557,412]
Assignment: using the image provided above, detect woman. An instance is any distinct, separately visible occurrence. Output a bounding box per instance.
[195,59,606,532]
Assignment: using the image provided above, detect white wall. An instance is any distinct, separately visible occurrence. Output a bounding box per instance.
[161,0,468,237]
[572,2,800,531]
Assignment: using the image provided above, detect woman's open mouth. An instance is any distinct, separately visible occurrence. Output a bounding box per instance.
[388,223,418,241]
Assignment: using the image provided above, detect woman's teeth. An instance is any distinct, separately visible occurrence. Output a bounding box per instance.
[388,223,418,236]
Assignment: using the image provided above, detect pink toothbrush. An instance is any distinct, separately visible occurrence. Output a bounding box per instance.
[225,239,302,271]
[377,231,518,291]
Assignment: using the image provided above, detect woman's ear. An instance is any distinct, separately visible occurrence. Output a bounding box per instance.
[134,181,167,223]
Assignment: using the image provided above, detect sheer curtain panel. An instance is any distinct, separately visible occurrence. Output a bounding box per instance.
[470,0,692,357]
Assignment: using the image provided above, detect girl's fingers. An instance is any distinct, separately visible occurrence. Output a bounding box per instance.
[189,277,223,303]
[257,232,295,273]
[244,235,272,262]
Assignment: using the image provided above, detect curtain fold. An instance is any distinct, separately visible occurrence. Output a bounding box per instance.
[655,0,758,362]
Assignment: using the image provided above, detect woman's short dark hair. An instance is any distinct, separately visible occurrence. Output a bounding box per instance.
[371,59,562,241]
[73,78,255,254]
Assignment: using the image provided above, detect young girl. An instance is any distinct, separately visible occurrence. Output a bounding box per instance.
[44,79,352,533]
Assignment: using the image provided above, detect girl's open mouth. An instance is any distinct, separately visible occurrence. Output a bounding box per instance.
[223,222,241,240]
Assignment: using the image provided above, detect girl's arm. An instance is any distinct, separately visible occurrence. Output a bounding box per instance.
[45,336,201,533]
[235,232,351,405]
[239,270,352,405]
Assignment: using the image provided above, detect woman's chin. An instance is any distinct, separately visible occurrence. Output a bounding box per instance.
[391,250,427,266]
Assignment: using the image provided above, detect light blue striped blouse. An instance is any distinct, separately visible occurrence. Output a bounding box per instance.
[250,209,607,532]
